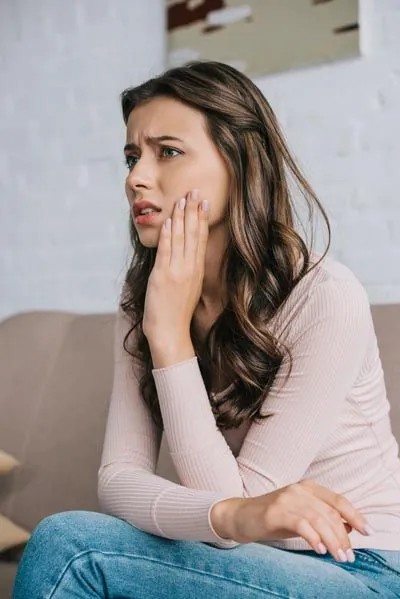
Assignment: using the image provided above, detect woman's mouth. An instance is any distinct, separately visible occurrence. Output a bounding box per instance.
[135,209,163,226]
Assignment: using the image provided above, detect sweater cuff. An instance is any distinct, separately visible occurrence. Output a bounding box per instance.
[152,355,199,375]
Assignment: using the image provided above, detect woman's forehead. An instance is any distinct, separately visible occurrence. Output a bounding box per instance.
[126,98,209,145]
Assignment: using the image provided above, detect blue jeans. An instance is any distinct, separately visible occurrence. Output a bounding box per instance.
[12,510,400,598]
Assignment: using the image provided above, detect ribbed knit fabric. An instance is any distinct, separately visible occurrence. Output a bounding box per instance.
[98,253,400,551]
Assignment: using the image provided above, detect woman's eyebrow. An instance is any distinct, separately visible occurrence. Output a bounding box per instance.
[124,135,185,153]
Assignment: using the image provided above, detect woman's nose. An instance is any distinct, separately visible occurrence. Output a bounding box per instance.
[127,160,154,191]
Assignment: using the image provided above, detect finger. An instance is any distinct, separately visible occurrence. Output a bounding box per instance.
[330,493,370,536]
[309,482,369,536]
[306,496,354,554]
[296,515,349,562]
[170,196,186,272]
[311,512,355,562]
[154,217,172,270]
[295,516,327,555]
[344,522,353,534]
[321,505,354,554]
[196,197,209,270]
[184,189,201,261]
[295,496,353,562]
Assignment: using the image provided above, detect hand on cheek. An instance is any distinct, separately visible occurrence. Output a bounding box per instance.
[142,189,210,344]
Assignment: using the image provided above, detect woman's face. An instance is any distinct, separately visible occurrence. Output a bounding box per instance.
[124,96,230,247]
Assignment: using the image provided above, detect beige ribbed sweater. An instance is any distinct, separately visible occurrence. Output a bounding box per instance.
[98,253,400,551]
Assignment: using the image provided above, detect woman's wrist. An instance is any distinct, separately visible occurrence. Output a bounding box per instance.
[210,497,243,540]
[149,336,195,369]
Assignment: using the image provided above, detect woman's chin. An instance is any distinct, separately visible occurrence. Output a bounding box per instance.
[137,227,161,248]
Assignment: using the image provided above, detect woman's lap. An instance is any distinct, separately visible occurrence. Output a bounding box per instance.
[12,510,400,598]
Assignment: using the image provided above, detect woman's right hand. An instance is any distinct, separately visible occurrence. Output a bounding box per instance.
[212,479,372,562]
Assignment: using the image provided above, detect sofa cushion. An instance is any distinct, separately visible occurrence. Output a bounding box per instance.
[0,562,19,599]
[370,304,400,442]
[0,311,115,533]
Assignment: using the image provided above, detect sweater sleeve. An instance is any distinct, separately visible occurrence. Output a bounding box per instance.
[150,277,371,497]
[97,306,241,549]
[235,277,371,494]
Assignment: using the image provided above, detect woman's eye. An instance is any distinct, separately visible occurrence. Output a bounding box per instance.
[125,155,138,170]
[160,147,181,159]
[124,147,181,170]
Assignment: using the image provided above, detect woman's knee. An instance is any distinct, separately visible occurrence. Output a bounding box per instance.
[26,510,125,556]
[32,510,101,536]
[14,512,126,598]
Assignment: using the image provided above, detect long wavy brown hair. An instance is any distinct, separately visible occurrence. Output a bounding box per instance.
[119,60,330,432]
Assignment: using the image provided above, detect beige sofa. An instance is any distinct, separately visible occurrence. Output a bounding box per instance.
[0,306,399,598]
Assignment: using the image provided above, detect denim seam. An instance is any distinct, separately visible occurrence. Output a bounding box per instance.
[354,550,400,578]
[47,549,297,599]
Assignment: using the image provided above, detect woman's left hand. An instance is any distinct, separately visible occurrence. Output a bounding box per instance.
[142,189,209,346]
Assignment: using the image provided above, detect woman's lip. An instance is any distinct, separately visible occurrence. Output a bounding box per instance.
[134,210,163,226]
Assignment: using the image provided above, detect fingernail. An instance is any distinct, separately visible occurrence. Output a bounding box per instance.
[362,523,375,536]
[191,189,199,201]
[179,197,186,210]
[346,548,356,563]
[202,199,209,211]
[337,549,348,562]
[317,542,327,554]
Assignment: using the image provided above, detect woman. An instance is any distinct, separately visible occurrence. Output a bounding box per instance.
[13,61,400,598]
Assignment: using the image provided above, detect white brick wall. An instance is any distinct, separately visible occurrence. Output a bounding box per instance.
[0,0,399,320]
[256,0,400,304]
[0,0,165,319]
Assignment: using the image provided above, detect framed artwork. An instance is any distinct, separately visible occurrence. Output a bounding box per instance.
[167,0,360,78]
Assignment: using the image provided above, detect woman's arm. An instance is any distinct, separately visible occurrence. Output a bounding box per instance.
[97,305,241,549]
[148,277,371,497]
